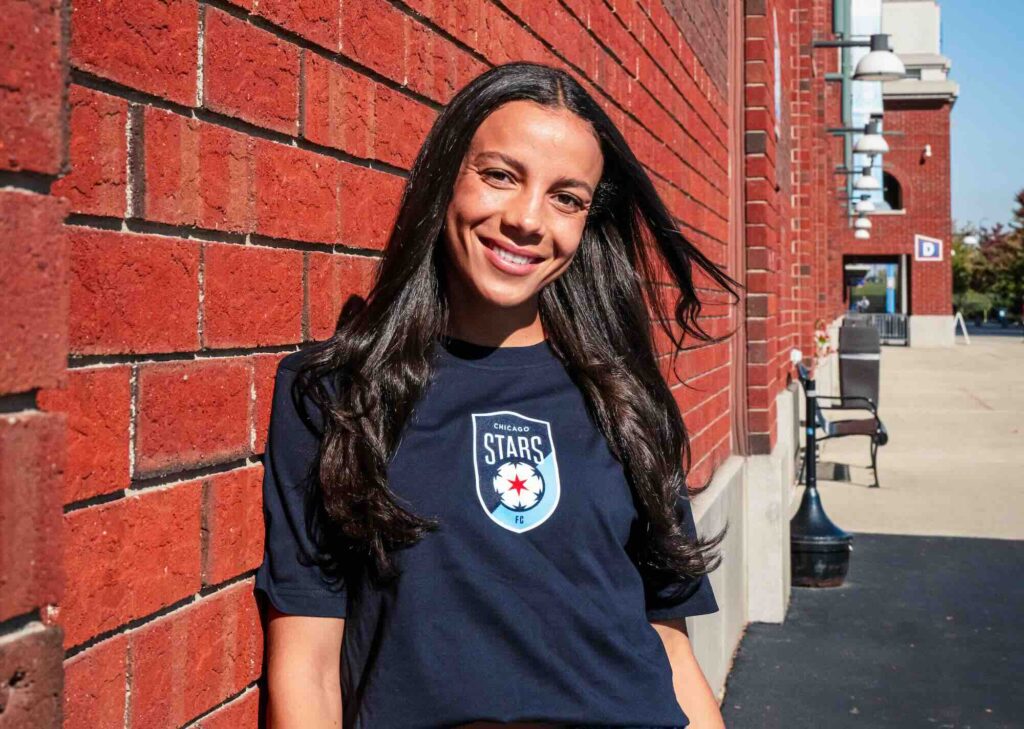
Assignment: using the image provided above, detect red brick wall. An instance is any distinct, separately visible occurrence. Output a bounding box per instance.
[3,1,753,726]
[839,102,954,316]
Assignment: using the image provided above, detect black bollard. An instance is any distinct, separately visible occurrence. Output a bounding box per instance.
[791,365,853,587]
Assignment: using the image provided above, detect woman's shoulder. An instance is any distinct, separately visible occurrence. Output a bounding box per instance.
[278,341,330,375]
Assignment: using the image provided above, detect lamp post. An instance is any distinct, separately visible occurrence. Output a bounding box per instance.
[791,355,854,587]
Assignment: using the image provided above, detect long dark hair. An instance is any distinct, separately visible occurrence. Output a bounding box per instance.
[293,61,740,590]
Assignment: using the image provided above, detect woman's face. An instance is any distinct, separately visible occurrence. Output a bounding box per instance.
[443,100,605,311]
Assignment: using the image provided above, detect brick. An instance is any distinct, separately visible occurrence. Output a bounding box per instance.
[748,340,769,364]
[303,54,376,158]
[404,17,461,104]
[143,108,254,232]
[0,413,64,623]
[256,0,340,51]
[254,140,339,244]
[68,228,200,355]
[746,294,769,318]
[0,191,68,394]
[135,359,252,477]
[203,8,300,135]
[193,688,260,729]
[748,432,772,455]
[252,353,288,453]
[202,243,303,348]
[341,0,406,83]
[52,86,128,216]
[308,252,378,340]
[62,481,202,647]
[339,163,403,250]
[128,582,262,728]
[201,465,264,585]
[0,624,63,728]
[0,0,63,173]
[37,366,131,504]
[71,0,198,105]
[374,85,435,169]
[63,635,128,728]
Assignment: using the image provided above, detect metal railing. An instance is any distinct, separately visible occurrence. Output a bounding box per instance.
[845,313,908,345]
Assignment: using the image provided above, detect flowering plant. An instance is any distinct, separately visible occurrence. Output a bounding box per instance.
[813,318,835,362]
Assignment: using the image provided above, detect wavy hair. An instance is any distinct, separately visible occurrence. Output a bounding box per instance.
[292,61,740,592]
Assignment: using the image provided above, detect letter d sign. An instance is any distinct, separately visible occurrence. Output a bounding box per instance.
[914,234,943,261]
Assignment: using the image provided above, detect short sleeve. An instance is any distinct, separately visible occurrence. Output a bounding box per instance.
[254,358,348,618]
[643,493,719,621]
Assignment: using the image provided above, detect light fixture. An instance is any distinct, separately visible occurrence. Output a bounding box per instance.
[854,229,871,240]
[853,170,881,190]
[853,34,906,81]
[963,234,979,247]
[854,217,872,230]
[855,198,875,213]
[853,119,889,156]
[813,34,906,82]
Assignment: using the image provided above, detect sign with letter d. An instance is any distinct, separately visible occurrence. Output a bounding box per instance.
[914,234,943,261]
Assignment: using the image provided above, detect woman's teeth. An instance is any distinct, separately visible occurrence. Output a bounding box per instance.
[496,247,534,265]
[487,241,537,265]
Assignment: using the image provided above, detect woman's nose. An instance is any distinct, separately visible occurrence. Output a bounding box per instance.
[502,188,545,238]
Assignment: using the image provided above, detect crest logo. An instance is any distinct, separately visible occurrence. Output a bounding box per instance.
[471,411,561,533]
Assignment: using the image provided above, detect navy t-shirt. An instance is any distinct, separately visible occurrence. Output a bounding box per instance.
[254,335,718,728]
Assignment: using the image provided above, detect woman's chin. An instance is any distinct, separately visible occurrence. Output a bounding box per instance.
[471,281,540,310]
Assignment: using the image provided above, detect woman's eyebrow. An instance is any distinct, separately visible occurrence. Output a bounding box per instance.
[474,150,594,196]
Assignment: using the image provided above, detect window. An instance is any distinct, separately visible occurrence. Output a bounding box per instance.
[883,172,903,210]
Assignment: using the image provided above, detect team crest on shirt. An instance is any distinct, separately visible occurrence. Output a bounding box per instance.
[471,411,562,533]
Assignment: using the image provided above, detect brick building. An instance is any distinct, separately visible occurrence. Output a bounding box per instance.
[836,0,958,346]
[0,0,954,725]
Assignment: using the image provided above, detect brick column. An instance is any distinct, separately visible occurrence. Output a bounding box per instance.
[0,1,68,726]
[743,0,783,454]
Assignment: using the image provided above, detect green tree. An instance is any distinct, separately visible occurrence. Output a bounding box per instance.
[953,187,1024,321]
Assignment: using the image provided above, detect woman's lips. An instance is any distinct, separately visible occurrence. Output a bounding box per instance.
[478,235,544,276]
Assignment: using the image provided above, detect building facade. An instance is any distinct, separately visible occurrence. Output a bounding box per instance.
[0,0,955,725]
[837,0,958,346]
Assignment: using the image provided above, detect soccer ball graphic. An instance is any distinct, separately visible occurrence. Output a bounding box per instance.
[492,461,545,511]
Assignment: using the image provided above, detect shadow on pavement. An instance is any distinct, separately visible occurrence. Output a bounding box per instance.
[721,533,1023,729]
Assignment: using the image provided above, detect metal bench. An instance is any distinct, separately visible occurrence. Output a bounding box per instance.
[799,326,889,488]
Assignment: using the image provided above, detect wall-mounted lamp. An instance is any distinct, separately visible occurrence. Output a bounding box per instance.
[854,216,872,230]
[853,169,881,191]
[853,119,890,157]
[812,34,906,82]
[854,228,871,240]
[855,198,876,213]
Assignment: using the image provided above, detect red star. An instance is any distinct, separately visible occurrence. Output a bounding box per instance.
[507,473,528,495]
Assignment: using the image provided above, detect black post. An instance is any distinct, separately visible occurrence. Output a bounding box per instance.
[791,368,853,587]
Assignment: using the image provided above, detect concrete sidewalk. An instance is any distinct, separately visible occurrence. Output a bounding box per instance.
[814,333,1024,539]
[721,332,1024,728]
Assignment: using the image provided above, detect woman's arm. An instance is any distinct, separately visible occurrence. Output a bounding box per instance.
[265,606,346,729]
[650,618,725,729]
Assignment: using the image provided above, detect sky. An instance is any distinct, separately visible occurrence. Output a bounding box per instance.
[940,0,1024,230]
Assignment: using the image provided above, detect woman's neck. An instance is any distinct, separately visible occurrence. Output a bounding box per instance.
[444,299,546,348]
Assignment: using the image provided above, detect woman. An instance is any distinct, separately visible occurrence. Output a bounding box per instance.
[256,61,738,728]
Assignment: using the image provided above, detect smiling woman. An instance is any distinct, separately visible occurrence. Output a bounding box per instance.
[255,61,737,729]
[442,101,604,341]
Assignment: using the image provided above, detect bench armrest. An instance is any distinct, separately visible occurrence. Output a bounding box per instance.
[816,394,877,414]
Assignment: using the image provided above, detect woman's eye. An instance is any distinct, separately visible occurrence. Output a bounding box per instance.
[482,169,513,184]
[555,193,584,211]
